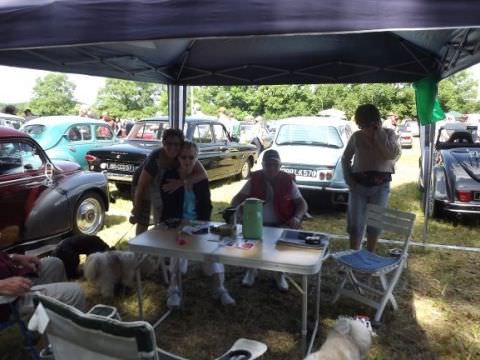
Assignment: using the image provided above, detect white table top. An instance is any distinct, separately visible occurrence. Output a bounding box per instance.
[128,223,329,275]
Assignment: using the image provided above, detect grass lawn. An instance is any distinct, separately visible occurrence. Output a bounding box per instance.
[1,144,479,359]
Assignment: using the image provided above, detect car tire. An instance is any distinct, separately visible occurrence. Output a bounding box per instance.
[238,158,252,180]
[73,191,105,235]
[115,182,131,194]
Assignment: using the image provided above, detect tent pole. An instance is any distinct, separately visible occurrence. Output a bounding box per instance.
[168,85,186,130]
[422,123,436,246]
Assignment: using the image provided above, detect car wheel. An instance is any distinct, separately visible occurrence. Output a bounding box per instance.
[239,158,252,179]
[115,182,131,194]
[73,192,105,235]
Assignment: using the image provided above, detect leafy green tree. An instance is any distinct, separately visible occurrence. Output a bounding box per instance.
[29,74,76,115]
[95,79,166,119]
[438,71,479,113]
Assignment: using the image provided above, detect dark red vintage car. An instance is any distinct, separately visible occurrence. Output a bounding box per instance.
[0,127,109,252]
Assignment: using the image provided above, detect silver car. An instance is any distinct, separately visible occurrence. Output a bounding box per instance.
[259,116,352,204]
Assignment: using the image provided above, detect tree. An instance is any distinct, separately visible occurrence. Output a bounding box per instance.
[438,71,479,113]
[29,74,76,115]
[94,79,166,119]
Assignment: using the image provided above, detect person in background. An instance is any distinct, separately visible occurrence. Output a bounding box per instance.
[161,141,235,308]
[3,105,17,115]
[342,104,401,252]
[218,107,233,135]
[24,109,35,120]
[230,149,308,291]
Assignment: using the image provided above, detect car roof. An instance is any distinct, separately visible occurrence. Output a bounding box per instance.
[0,112,25,121]
[25,115,106,127]
[0,126,29,138]
[140,115,223,125]
[274,116,350,127]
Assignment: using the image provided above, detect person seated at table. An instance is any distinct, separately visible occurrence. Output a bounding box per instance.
[161,141,235,308]
[230,149,308,291]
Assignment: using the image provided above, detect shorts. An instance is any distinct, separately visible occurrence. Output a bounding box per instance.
[347,182,390,238]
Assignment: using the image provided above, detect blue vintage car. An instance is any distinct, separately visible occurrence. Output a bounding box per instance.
[21,116,117,169]
[258,116,353,204]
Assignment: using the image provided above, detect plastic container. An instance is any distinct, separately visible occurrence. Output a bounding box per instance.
[242,198,263,240]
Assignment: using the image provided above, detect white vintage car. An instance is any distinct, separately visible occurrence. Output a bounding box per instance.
[258,116,353,204]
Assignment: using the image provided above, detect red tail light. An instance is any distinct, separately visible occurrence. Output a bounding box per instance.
[319,172,325,180]
[326,172,333,180]
[85,154,97,162]
[456,190,472,202]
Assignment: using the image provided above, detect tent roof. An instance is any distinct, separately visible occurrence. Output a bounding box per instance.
[1,1,480,85]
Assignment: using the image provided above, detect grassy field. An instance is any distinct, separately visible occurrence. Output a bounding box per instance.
[1,143,479,359]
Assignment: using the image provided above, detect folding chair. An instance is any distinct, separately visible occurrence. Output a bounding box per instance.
[0,295,40,360]
[332,204,415,323]
[29,294,267,360]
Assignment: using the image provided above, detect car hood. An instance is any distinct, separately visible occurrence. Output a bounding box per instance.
[450,148,480,182]
[273,145,343,167]
[52,160,81,173]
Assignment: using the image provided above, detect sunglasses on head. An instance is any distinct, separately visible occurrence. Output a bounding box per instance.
[180,155,195,160]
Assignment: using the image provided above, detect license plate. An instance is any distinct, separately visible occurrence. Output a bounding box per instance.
[107,163,136,172]
[282,167,317,178]
[474,192,480,201]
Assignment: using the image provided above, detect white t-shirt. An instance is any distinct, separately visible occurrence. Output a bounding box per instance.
[239,178,301,225]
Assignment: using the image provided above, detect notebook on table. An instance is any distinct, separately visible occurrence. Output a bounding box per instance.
[276,230,329,249]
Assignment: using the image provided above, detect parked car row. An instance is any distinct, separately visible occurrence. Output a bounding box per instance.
[86,116,258,193]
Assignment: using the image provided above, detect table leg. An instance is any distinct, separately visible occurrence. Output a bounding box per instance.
[301,275,308,356]
[135,268,144,320]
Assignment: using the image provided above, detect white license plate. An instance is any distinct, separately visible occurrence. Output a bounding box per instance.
[474,192,480,201]
[282,168,317,178]
[107,163,136,172]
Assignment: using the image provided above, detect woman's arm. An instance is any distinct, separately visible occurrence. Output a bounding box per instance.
[373,128,401,160]
[133,169,153,210]
[162,160,208,193]
[341,136,355,186]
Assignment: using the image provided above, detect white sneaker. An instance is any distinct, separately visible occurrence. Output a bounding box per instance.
[167,287,181,308]
[213,287,236,306]
[275,273,289,292]
[241,269,257,287]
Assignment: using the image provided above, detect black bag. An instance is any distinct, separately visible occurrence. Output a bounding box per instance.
[352,171,392,187]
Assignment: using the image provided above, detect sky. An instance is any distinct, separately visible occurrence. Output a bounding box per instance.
[1,63,480,106]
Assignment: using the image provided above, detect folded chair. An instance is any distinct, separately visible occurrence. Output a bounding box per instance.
[29,294,267,360]
[332,204,415,323]
[0,295,40,360]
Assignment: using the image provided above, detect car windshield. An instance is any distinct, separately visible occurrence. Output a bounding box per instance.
[22,124,46,140]
[127,122,169,141]
[437,126,480,144]
[276,124,343,148]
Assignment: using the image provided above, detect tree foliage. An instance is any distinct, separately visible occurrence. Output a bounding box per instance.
[94,79,167,119]
[29,74,76,116]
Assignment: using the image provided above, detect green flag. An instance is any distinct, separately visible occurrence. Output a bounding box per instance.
[414,76,445,125]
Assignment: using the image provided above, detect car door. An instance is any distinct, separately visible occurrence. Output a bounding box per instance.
[192,124,222,180]
[0,139,67,249]
[212,123,238,176]
[65,124,93,168]
[94,124,116,148]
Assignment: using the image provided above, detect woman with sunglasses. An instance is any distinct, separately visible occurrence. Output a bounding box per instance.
[161,141,235,308]
[133,129,207,234]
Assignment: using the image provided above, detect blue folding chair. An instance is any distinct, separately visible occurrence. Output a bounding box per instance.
[332,204,416,323]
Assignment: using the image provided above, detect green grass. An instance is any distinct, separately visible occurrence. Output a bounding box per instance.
[2,144,480,359]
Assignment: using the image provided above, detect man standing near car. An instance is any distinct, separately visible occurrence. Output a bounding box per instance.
[230,149,308,291]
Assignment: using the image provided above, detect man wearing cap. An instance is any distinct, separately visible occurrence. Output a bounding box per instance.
[231,149,308,291]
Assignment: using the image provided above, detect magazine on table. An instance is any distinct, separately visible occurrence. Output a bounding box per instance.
[276,230,329,249]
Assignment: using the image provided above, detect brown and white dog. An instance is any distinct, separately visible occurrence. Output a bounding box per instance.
[305,317,373,360]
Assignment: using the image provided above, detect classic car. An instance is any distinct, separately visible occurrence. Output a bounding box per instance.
[258,116,352,204]
[239,121,273,154]
[21,116,117,169]
[398,124,413,149]
[403,119,420,137]
[0,112,25,129]
[86,116,257,192]
[0,127,109,252]
[420,122,480,217]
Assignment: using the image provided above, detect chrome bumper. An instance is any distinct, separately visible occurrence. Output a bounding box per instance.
[106,173,133,183]
[442,201,480,214]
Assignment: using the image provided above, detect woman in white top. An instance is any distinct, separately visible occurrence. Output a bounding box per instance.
[341,104,401,252]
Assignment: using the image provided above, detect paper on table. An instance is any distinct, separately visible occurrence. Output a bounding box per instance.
[181,223,210,235]
[220,235,256,250]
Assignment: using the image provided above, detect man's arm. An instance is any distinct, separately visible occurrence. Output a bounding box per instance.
[285,183,308,229]
[162,160,208,193]
[231,180,251,207]
[373,127,401,160]
[341,135,355,186]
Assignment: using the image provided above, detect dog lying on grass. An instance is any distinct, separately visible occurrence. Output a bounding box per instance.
[84,250,159,298]
[304,317,372,360]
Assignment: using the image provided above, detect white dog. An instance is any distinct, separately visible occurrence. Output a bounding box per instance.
[305,317,372,360]
[84,250,138,298]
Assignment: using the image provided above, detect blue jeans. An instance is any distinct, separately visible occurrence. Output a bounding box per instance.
[347,182,390,239]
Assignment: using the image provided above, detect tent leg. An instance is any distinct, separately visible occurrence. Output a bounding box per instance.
[168,85,186,130]
[422,123,436,246]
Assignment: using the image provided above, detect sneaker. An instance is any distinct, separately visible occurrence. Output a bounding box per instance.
[241,269,257,287]
[275,273,289,292]
[213,287,236,306]
[167,287,181,309]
